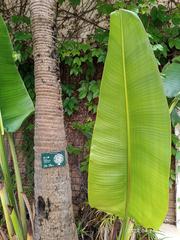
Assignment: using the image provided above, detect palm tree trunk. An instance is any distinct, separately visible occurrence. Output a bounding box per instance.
[30,0,78,239]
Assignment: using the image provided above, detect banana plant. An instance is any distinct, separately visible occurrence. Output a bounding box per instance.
[0,15,34,239]
[88,9,171,240]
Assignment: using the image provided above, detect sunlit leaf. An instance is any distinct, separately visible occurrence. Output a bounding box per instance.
[88,9,171,229]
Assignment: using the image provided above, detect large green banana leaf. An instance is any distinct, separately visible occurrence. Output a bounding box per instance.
[0,16,34,132]
[88,9,171,229]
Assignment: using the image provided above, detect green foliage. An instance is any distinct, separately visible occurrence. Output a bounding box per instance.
[97,0,180,66]
[88,9,171,231]
[96,1,115,15]
[76,221,89,239]
[22,119,34,198]
[163,56,180,187]
[58,40,93,77]
[62,83,74,97]
[63,96,79,116]
[10,15,32,64]
[62,79,100,115]
[0,16,34,132]
[0,16,34,239]
[58,35,107,78]
[96,213,117,240]
[72,120,94,139]
[57,6,180,231]
[58,1,180,121]
[69,0,80,6]
[62,83,78,116]
[5,15,35,202]
[92,29,109,49]
[59,0,81,6]
[169,169,176,189]
[59,39,103,115]
[135,225,160,240]
[78,80,100,113]
[14,31,32,41]
[78,80,99,100]
[11,15,31,25]
[145,5,180,63]
[176,151,180,161]
[58,35,106,115]
[163,57,180,98]
[72,120,94,172]
[80,160,89,173]
[67,144,82,155]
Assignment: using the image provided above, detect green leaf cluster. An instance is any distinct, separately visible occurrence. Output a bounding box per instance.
[72,120,94,172]
[59,0,80,6]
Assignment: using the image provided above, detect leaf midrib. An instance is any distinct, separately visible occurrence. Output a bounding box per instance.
[120,12,131,218]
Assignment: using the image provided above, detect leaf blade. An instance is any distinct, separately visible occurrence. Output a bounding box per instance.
[163,61,180,98]
[0,16,34,132]
[88,9,171,229]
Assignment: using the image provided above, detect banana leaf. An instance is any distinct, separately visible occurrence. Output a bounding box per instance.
[0,16,34,132]
[162,56,180,98]
[88,9,171,230]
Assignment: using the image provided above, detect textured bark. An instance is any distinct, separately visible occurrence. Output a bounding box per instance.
[30,1,78,239]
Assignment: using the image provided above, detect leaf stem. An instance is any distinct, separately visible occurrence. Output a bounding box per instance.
[118,218,134,240]
[7,133,27,238]
[169,96,179,114]
[0,132,16,210]
[0,183,14,239]
[10,208,24,240]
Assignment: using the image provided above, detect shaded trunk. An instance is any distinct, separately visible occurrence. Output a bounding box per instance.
[30,0,78,239]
